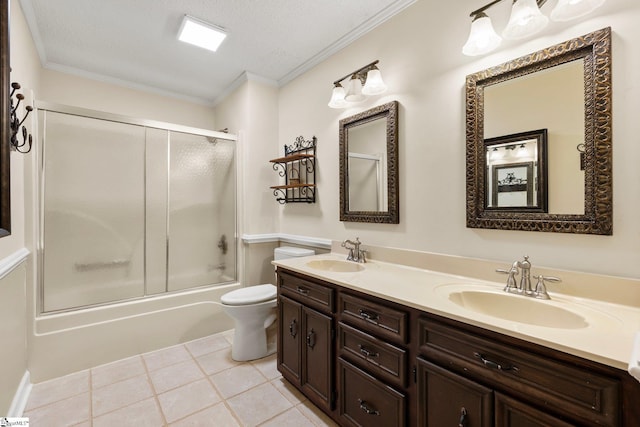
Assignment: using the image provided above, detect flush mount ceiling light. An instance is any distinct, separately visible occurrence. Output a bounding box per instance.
[462,0,607,56]
[328,60,387,109]
[178,15,227,52]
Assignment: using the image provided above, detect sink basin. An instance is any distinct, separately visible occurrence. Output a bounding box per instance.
[306,259,364,273]
[448,290,588,329]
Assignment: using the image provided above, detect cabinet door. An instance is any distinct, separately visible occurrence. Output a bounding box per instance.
[495,392,574,427]
[302,305,334,412]
[417,357,493,427]
[278,295,302,385]
[339,358,406,427]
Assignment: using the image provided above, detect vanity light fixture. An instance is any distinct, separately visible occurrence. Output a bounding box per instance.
[328,60,387,108]
[178,15,227,52]
[462,0,607,56]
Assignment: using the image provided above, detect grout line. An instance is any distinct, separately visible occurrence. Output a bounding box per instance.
[87,369,93,426]
[186,338,245,426]
[141,350,169,427]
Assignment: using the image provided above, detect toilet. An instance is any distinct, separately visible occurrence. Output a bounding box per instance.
[221,246,315,361]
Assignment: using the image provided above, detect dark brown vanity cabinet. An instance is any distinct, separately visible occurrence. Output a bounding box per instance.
[277,271,335,413]
[337,292,409,426]
[417,315,639,427]
[277,268,640,426]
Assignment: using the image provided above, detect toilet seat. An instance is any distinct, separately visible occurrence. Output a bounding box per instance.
[221,284,276,306]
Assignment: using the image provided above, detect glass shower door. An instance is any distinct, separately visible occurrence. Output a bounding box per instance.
[167,132,236,291]
[41,112,146,312]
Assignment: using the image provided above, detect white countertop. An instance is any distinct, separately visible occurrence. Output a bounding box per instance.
[273,253,640,371]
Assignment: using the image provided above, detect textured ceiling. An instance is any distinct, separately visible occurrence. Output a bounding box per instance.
[19,0,415,105]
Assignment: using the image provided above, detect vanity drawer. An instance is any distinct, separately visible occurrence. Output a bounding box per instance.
[278,270,334,313]
[418,318,620,427]
[338,292,408,344]
[338,358,406,427]
[338,322,407,388]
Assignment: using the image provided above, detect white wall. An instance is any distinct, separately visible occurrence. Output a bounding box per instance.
[0,0,41,413]
[275,0,640,278]
[38,69,216,130]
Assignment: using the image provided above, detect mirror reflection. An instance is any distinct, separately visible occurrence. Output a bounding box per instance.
[465,27,613,235]
[485,129,547,212]
[340,101,398,224]
[484,60,583,215]
[347,119,388,212]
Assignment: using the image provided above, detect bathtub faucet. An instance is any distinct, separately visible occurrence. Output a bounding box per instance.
[218,234,228,255]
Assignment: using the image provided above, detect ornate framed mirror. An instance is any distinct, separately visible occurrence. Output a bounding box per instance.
[466,27,612,235]
[0,0,10,238]
[339,101,398,223]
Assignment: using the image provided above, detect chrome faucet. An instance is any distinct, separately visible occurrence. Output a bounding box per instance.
[497,256,561,299]
[341,237,367,263]
[517,255,532,294]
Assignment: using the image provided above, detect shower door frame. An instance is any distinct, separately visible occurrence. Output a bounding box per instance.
[36,101,239,315]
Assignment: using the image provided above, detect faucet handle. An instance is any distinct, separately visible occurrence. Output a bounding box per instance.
[532,275,561,300]
[496,263,519,293]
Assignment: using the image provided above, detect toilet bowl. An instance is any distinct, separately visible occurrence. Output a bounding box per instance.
[221,246,315,361]
[221,284,277,361]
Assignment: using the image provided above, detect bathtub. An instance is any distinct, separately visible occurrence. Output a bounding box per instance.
[29,281,240,382]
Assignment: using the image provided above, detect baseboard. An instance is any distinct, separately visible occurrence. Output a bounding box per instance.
[7,370,32,416]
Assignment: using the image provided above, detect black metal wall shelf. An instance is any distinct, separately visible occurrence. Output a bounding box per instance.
[270,136,316,204]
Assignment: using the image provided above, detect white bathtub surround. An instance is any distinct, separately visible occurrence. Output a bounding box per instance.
[273,244,640,371]
[29,283,239,382]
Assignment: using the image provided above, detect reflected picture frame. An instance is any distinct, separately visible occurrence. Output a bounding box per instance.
[484,129,548,213]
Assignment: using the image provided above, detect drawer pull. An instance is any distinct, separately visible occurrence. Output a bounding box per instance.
[289,319,297,338]
[358,309,379,322]
[358,344,379,359]
[297,286,309,295]
[306,329,316,348]
[458,407,467,427]
[474,352,519,372]
[357,399,380,416]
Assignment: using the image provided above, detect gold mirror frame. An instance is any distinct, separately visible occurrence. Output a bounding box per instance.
[465,27,612,235]
[0,0,10,238]
[339,101,399,223]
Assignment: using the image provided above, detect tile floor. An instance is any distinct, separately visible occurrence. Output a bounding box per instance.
[24,330,338,427]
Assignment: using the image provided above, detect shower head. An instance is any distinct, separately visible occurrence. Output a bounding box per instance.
[207,128,229,145]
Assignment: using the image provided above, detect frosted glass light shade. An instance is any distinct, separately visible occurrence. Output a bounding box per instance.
[345,76,366,102]
[328,84,347,108]
[362,68,387,95]
[462,13,502,56]
[178,15,227,52]
[551,0,606,21]
[502,0,549,40]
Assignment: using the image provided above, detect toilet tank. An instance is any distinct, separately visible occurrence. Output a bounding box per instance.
[274,246,315,260]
